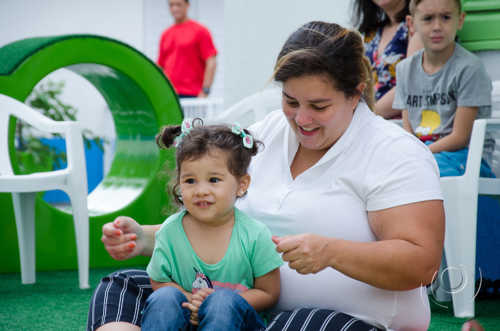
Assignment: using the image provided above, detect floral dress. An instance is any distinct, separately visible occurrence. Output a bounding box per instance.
[364,22,409,101]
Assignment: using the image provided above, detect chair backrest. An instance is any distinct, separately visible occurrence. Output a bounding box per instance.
[210,87,282,128]
[0,94,85,177]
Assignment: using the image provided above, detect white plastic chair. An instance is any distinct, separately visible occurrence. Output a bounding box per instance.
[440,81,500,317]
[210,87,282,128]
[0,94,89,289]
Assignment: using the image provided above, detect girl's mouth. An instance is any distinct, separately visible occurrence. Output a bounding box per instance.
[195,201,213,208]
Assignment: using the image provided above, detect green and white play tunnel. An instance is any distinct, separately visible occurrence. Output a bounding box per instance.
[0,35,182,272]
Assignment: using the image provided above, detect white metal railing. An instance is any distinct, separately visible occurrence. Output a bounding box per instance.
[180,97,224,120]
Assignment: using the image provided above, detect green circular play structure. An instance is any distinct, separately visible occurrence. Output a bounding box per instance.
[0,35,183,272]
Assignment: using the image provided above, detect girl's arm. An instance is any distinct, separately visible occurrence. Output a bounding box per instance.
[239,268,281,312]
[428,106,478,153]
[402,110,414,133]
[150,279,192,300]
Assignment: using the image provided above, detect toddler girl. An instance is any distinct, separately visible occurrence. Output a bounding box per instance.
[141,118,283,331]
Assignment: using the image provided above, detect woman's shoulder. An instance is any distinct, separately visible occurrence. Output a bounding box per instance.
[359,113,431,160]
[247,109,287,141]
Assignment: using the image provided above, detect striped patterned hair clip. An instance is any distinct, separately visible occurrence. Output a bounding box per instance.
[174,118,193,148]
[231,123,254,149]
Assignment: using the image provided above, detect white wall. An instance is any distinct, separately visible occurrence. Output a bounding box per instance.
[0,0,144,140]
[0,0,143,54]
[223,0,353,108]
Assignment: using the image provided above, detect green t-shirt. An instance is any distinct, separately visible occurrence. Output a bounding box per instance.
[146,207,283,293]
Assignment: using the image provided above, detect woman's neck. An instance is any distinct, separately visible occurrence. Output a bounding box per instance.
[290,145,327,180]
[384,1,405,26]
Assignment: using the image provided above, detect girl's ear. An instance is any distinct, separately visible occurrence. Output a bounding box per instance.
[237,174,251,197]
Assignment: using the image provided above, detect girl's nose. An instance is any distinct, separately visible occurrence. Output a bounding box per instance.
[194,183,210,196]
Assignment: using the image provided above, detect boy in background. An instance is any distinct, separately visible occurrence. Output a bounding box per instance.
[393,0,494,177]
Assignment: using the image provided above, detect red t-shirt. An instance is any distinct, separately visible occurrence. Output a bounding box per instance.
[157,20,217,96]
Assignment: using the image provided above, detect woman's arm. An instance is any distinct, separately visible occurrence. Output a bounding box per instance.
[275,199,444,291]
[374,88,401,119]
[374,32,423,119]
[239,268,281,312]
[101,216,161,260]
[428,106,478,153]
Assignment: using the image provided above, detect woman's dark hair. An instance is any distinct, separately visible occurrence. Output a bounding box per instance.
[352,0,410,35]
[273,21,374,109]
[156,119,261,205]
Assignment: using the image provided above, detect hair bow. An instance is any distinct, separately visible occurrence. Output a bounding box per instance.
[174,119,193,147]
[231,123,254,149]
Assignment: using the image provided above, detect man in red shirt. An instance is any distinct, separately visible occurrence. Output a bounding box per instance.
[157,0,217,98]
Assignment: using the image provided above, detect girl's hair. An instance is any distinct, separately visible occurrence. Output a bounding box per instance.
[409,0,461,15]
[352,0,410,35]
[156,119,262,205]
[273,21,374,109]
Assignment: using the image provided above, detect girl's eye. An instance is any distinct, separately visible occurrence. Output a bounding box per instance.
[286,100,299,108]
[184,178,195,184]
[423,16,432,22]
[209,177,220,183]
[442,15,451,20]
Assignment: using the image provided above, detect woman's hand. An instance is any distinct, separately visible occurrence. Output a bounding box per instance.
[101,216,145,260]
[462,320,484,331]
[182,288,215,325]
[273,234,333,274]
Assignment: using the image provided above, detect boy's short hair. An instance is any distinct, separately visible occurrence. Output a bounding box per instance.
[409,0,462,15]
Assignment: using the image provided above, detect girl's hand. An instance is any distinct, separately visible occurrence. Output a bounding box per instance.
[182,288,215,325]
[273,234,332,274]
[101,216,144,260]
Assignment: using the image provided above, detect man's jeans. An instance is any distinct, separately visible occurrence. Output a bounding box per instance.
[141,287,265,331]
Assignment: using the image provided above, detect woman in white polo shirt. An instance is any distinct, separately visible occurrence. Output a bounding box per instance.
[88,22,444,331]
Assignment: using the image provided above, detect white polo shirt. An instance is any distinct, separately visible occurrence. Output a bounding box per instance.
[236,101,442,330]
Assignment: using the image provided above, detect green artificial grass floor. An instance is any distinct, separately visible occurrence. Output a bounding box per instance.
[0,268,499,330]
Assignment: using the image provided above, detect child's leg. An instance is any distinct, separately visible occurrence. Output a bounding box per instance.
[432,147,495,178]
[433,147,468,177]
[197,288,265,331]
[141,287,191,331]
